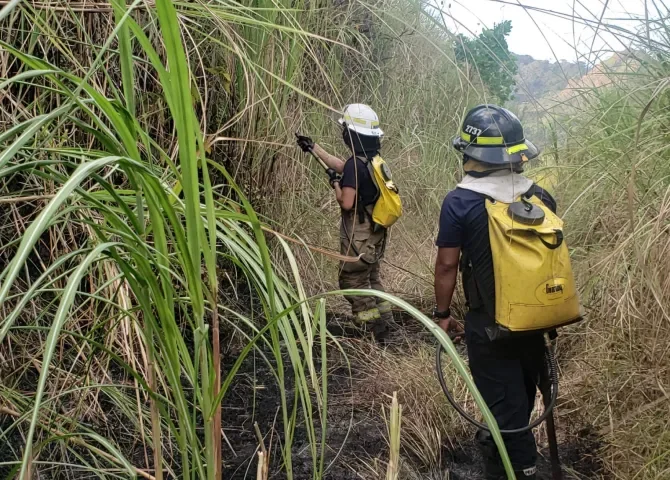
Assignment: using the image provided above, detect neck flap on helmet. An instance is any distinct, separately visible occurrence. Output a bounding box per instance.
[463,156,524,178]
[342,127,380,159]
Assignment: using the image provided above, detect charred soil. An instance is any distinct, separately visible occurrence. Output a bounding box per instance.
[221,313,607,479]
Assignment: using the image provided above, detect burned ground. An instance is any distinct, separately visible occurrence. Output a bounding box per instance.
[220,314,606,479]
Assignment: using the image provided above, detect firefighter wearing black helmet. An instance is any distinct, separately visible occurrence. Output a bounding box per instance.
[434,105,555,479]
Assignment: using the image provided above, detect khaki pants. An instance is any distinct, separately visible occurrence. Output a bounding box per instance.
[339,211,393,327]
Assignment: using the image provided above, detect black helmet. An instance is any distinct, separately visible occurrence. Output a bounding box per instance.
[452,104,539,165]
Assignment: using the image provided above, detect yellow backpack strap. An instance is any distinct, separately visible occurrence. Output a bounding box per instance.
[355,155,380,198]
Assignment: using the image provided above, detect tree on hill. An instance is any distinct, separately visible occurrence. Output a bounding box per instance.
[455,20,518,102]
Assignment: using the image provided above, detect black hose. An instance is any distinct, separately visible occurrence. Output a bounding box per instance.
[435,339,559,434]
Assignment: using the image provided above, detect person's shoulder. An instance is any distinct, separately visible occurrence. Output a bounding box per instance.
[440,187,485,220]
[343,156,366,169]
[341,156,356,174]
[443,187,485,205]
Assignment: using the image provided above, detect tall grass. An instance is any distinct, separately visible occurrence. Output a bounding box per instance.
[0,1,514,479]
[0,1,332,478]
[499,6,670,479]
[544,80,670,479]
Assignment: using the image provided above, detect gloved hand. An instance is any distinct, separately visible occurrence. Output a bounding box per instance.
[326,168,341,188]
[295,133,314,153]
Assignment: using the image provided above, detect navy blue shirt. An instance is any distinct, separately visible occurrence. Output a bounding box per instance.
[436,185,556,322]
[340,156,378,208]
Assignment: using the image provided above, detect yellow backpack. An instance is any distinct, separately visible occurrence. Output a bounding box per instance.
[360,155,402,228]
[485,194,581,332]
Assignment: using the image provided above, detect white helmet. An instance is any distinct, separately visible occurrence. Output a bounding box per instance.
[338,103,384,137]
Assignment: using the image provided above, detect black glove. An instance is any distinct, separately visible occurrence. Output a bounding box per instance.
[295,133,314,153]
[326,168,341,188]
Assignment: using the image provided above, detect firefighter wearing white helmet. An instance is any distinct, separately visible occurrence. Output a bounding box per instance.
[296,104,401,342]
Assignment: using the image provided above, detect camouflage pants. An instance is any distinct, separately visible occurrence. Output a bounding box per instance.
[339,212,393,329]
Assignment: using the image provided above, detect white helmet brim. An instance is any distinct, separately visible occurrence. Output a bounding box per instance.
[338,117,384,137]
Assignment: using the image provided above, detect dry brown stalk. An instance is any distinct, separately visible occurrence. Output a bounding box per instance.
[0,194,56,204]
[254,422,270,480]
[0,0,155,12]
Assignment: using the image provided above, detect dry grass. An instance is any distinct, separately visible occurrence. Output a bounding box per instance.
[525,65,670,478]
[341,333,597,478]
[344,338,470,475]
[559,194,670,479]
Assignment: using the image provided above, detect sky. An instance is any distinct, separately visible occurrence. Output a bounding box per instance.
[436,0,649,62]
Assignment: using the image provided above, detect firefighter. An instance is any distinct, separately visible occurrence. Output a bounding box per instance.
[434,104,560,479]
[296,104,398,341]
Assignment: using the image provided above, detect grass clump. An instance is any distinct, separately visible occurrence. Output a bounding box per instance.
[345,337,469,475]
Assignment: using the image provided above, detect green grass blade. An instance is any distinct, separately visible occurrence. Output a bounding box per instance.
[0,156,126,344]
[111,0,135,116]
[17,242,118,480]
[0,105,72,169]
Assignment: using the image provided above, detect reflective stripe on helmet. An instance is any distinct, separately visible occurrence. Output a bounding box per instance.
[474,136,504,145]
[507,143,529,154]
[460,131,505,145]
[462,134,531,150]
[346,115,380,128]
[348,116,368,126]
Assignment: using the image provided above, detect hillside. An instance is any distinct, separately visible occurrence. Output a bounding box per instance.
[511,52,641,148]
[513,51,641,107]
[547,52,641,104]
[513,54,587,103]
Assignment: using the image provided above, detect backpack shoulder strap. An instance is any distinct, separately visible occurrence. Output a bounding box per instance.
[348,156,377,224]
[526,183,558,214]
[522,183,537,199]
[355,155,380,194]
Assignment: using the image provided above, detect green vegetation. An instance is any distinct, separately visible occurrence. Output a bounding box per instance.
[455,21,518,103]
[1,1,669,480]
